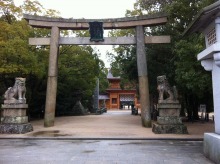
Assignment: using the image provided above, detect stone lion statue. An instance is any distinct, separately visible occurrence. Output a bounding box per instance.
[4,77,26,104]
[157,75,178,102]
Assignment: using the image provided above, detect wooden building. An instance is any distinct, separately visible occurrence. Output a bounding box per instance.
[99,70,140,110]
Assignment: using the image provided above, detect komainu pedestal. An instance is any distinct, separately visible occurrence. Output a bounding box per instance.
[152,102,188,134]
[152,75,188,134]
[0,104,33,134]
[0,78,33,134]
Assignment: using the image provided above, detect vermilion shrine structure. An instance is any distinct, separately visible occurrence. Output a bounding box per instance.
[24,14,170,128]
[99,70,140,110]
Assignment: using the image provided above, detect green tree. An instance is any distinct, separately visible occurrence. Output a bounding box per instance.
[56,45,104,113]
[163,0,215,118]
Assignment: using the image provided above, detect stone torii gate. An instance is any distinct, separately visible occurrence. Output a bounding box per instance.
[24,14,170,128]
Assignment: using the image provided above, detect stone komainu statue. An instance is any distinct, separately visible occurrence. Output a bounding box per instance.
[4,77,26,103]
[157,75,178,102]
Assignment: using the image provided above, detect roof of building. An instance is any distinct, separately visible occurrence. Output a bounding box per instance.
[107,70,120,80]
[99,95,110,100]
[183,1,220,35]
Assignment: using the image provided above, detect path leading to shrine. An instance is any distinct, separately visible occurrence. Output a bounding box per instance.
[0,110,214,139]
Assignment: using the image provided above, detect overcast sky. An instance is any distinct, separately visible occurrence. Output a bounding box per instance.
[15,0,136,19]
[14,0,136,67]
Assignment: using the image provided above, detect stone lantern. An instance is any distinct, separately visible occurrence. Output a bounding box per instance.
[184,1,220,163]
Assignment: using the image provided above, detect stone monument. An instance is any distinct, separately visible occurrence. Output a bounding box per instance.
[152,75,188,134]
[0,77,33,134]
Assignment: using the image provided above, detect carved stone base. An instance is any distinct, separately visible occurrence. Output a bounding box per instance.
[152,123,188,134]
[157,116,182,125]
[0,123,33,134]
[1,116,28,124]
[1,103,33,134]
[1,105,29,124]
[4,99,26,104]
[158,103,181,116]
[2,108,26,117]
[153,102,188,134]
[2,104,28,109]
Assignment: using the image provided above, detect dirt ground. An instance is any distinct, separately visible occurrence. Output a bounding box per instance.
[0,110,215,139]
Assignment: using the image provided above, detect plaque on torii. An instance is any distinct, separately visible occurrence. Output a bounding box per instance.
[89,22,104,42]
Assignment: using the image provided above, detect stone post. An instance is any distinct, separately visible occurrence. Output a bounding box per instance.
[201,57,220,164]
[196,16,220,164]
[201,59,220,132]
[136,25,151,127]
[44,26,60,127]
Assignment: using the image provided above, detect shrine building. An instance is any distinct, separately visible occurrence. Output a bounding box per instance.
[99,70,140,110]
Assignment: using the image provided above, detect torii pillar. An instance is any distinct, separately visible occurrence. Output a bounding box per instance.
[44,26,59,127]
[184,1,220,163]
[136,26,151,127]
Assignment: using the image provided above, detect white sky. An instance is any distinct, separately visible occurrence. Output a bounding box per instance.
[14,0,136,67]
